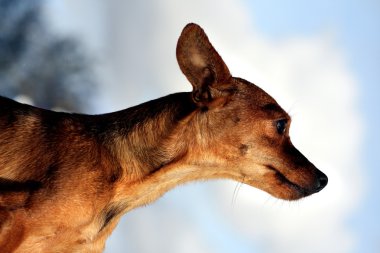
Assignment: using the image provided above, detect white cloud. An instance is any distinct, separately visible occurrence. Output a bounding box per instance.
[44,1,364,253]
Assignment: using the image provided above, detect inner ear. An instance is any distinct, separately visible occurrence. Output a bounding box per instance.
[176,23,231,104]
[192,67,215,103]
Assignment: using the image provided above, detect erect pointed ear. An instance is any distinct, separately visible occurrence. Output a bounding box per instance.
[176,23,232,104]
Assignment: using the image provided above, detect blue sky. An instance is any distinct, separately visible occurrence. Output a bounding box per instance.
[245,1,380,252]
[43,1,379,252]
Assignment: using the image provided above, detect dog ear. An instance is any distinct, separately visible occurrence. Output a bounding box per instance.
[176,23,232,105]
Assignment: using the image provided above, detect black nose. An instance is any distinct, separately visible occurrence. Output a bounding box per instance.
[315,171,328,192]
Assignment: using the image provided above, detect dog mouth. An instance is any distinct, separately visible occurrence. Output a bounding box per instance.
[266,165,310,199]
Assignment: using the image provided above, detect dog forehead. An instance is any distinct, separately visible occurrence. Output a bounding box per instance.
[234,78,275,104]
[231,78,288,119]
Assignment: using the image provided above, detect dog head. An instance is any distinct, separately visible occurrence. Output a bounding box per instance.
[176,23,327,200]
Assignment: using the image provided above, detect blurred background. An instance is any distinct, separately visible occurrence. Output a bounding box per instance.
[1,0,379,252]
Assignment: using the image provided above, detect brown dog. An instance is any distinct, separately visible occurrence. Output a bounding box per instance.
[0,23,327,252]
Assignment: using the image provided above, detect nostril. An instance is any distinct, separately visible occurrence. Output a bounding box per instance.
[315,173,328,192]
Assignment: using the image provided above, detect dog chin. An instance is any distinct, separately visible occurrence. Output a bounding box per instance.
[269,184,308,201]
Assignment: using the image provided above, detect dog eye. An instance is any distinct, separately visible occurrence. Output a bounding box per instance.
[276,119,287,135]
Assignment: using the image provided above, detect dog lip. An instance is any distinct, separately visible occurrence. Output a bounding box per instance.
[266,165,309,197]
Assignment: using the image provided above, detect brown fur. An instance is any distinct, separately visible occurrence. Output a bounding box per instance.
[0,23,327,252]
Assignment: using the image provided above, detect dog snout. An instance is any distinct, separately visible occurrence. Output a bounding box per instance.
[314,170,328,192]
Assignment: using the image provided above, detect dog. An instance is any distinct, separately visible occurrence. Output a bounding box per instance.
[0,23,327,252]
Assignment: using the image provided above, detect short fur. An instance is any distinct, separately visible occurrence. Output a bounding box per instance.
[0,23,327,252]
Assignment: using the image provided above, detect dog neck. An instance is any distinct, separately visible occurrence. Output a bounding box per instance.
[100,92,198,182]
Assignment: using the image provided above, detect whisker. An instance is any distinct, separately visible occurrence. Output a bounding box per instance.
[231,182,239,208]
[287,100,300,118]
[231,181,243,209]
